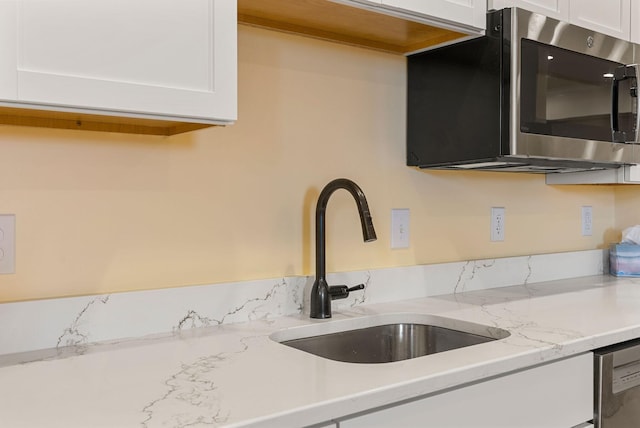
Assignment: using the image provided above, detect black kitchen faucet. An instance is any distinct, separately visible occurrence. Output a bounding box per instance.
[309,178,377,319]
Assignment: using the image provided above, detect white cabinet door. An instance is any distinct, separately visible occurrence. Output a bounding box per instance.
[632,1,640,43]
[489,0,569,21]
[569,0,630,39]
[1,0,236,124]
[382,0,487,30]
[0,1,18,101]
[340,353,593,428]
[491,0,630,40]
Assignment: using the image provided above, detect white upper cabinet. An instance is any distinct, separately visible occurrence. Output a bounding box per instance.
[240,0,486,55]
[381,0,487,30]
[330,0,487,32]
[489,0,568,21]
[0,0,236,133]
[630,1,640,43]
[569,0,630,40]
[490,0,632,40]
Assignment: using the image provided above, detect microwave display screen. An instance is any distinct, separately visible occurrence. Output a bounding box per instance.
[520,38,635,142]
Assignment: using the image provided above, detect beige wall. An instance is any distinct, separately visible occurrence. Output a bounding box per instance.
[614,187,640,239]
[0,26,617,303]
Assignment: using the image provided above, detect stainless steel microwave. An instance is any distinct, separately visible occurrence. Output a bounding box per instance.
[407,7,640,173]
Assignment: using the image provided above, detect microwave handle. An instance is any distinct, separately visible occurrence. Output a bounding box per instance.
[612,64,639,143]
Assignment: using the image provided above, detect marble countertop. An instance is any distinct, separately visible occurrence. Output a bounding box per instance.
[2,273,640,427]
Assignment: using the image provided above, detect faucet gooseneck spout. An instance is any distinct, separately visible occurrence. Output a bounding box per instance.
[310,178,377,319]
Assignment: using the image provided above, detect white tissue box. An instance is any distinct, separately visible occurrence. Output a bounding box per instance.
[610,244,640,277]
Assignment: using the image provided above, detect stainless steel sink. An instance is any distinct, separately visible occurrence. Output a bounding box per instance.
[272,314,510,364]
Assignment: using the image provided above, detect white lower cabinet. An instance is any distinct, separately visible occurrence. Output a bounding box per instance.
[339,353,593,428]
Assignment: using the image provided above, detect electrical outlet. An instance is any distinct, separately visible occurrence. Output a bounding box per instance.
[581,206,593,236]
[491,207,505,242]
[391,208,410,249]
[0,214,15,274]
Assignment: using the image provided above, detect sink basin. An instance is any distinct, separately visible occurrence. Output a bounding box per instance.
[271,314,509,364]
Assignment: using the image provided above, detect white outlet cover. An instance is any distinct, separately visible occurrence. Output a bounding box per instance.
[391,209,410,249]
[581,206,593,236]
[491,207,505,242]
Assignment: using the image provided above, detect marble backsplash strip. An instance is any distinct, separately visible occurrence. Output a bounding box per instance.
[0,249,606,357]
[328,248,606,311]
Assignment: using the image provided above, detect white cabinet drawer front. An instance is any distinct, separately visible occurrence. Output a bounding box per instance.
[340,353,594,428]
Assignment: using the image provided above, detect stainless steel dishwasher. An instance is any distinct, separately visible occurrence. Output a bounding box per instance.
[595,339,640,427]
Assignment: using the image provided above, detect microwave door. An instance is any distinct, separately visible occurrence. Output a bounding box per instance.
[520,39,635,144]
[612,64,640,144]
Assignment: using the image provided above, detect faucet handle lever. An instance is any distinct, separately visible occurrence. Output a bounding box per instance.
[348,284,365,292]
[329,284,365,300]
